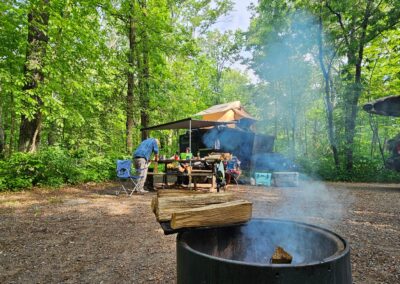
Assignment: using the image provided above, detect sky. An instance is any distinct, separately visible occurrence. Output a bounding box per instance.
[211,0,258,82]
[212,1,254,32]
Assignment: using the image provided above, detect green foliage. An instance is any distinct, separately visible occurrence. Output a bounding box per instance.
[1,0,400,191]
[0,160,8,191]
[0,147,119,191]
[363,29,400,101]
[297,155,400,183]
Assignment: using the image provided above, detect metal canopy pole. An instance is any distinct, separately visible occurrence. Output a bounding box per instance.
[189,119,192,167]
[189,119,192,188]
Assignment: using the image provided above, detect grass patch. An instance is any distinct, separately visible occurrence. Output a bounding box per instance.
[47,197,64,205]
[0,200,21,207]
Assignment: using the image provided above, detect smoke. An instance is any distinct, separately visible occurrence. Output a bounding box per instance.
[185,10,355,265]
[201,11,353,242]
[267,181,352,227]
[202,126,253,152]
[258,10,354,229]
[247,10,354,228]
[251,10,321,160]
[251,153,297,172]
[202,126,256,167]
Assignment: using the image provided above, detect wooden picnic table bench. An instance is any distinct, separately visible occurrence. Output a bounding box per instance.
[147,158,218,190]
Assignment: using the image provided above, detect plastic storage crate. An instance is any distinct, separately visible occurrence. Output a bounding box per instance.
[255,172,272,186]
[273,172,299,187]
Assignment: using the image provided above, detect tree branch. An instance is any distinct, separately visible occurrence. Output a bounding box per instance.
[325,2,350,47]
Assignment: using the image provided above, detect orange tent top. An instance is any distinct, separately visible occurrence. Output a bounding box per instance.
[194,101,256,122]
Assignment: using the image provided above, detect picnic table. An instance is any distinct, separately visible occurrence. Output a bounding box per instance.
[147,158,219,190]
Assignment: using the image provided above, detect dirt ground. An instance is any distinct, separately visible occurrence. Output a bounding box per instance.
[0,181,399,284]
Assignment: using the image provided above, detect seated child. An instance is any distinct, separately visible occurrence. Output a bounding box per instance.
[225,156,241,185]
[176,147,193,185]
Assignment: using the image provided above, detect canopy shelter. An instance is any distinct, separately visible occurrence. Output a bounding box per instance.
[141,118,236,154]
[141,117,234,131]
[363,95,400,117]
[194,101,257,123]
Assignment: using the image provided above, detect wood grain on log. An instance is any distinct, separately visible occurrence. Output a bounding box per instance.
[157,189,208,198]
[170,200,252,229]
[156,192,236,222]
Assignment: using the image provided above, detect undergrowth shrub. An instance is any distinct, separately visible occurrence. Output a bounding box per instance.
[297,155,400,182]
[0,147,120,191]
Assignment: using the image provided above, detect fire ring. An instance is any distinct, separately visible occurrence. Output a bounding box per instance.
[177,218,352,284]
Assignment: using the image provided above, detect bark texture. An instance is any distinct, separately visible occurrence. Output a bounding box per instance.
[18,0,49,152]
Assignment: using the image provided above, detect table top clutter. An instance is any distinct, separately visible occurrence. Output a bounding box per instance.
[147,154,230,191]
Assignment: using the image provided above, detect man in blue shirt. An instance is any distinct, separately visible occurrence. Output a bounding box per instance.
[133,138,159,192]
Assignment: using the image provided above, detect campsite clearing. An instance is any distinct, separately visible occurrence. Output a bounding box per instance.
[0,182,399,283]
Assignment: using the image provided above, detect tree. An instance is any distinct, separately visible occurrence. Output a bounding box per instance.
[322,0,400,171]
[247,9,318,158]
[248,0,400,171]
[316,8,340,168]
[127,1,137,152]
[0,0,27,156]
[18,0,49,152]
[199,30,244,101]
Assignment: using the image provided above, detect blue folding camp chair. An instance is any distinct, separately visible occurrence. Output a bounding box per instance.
[116,159,145,196]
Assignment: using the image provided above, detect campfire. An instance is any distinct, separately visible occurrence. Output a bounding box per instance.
[176,218,352,284]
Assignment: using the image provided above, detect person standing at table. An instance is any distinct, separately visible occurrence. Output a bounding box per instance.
[176,147,193,186]
[133,138,159,192]
[180,147,193,160]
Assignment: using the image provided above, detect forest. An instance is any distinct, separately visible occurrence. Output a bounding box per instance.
[1,0,400,190]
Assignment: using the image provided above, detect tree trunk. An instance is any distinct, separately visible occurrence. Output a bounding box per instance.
[273,87,278,143]
[290,121,295,159]
[343,1,371,171]
[343,83,357,171]
[290,121,296,160]
[368,115,385,164]
[139,0,150,141]
[214,67,222,103]
[8,93,16,156]
[303,114,307,156]
[0,104,5,157]
[19,110,42,152]
[18,0,49,152]
[317,15,339,169]
[126,6,136,153]
[289,83,296,159]
[47,120,57,146]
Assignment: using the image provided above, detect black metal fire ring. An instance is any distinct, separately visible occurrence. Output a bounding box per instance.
[177,218,349,267]
[176,218,352,284]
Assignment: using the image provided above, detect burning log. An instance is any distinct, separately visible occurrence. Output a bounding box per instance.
[170,200,252,229]
[155,192,237,222]
[270,246,293,264]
